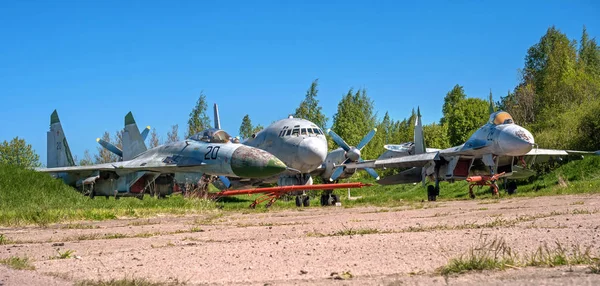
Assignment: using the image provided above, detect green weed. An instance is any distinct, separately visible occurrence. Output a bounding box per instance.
[0,256,35,270]
[52,249,75,259]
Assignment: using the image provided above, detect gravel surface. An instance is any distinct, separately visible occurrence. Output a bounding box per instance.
[1,194,600,285]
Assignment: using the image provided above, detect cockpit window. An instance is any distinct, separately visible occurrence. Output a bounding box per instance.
[286,129,292,136]
[489,111,514,125]
[307,128,314,135]
[291,128,300,136]
[301,128,307,135]
[312,128,321,135]
[188,128,231,143]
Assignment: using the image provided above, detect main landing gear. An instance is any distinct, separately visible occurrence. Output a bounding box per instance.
[320,190,339,206]
[427,185,440,201]
[295,195,310,207]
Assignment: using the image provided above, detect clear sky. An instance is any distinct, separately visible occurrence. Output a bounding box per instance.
[0,0,598,165]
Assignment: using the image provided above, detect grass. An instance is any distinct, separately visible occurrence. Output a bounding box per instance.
[52,249,75,259]
[76,277,183,286]
[0,234,14,245]
[439,237,597,275]
[1,156,600,226]
[0,256,36,270]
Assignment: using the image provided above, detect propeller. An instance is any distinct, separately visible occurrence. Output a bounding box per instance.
[327,128,380,181]
[96,138,123,158]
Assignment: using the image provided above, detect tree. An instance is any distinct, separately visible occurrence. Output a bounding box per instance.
[166,124,180,143]
[251,124,264,135]
[293,79,328,128]
[114,129,123,150]
[79,149,93,166]
[330,88,377,158]
[441,84,467,124]
[239,114,254,139]
[423,122,450,149]
[0,137,41,168]
[446,98,489,146]
[149,128,160,148]
[187,92,211,137]
[94,131,118,163]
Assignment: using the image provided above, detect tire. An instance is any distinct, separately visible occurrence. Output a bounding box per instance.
[89,189,95,199]
[332,194,339,204]
[427,185,437,202]
[295,196,302,207]
[507,181,517,195]
[302,196,310,207]
[320,194,327,206]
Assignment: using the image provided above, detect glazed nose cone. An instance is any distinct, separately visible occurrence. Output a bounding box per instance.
[499,126,535,156]
[298,137,328,170]
[230,146,287,178]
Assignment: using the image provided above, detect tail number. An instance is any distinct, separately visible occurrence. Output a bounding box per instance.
[205,146,220,160]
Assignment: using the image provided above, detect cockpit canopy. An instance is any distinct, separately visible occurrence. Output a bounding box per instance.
[489,111,514,125]
[188,128,232,143]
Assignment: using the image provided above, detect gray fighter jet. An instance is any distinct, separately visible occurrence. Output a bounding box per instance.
[344,105,593,201]
[39,110,287,198]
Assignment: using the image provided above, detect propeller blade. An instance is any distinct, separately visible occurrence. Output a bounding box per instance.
[329,166,345,182]
[327,129,351,151]
[218,176,231,189]
[96,138,123,157]
[140,126,151,141]
[357,128,377,150]
[365,168,380,180]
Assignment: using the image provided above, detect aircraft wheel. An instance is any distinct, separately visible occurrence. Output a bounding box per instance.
[89,189,95,199]
[105,196,109,200]
[507,181,517,195]
[302,196,310,207]
[320,194,328,206]
[331,194,339,204]
[295,196,302,207]
[427,185,437,201]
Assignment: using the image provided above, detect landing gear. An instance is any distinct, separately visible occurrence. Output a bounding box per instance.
[295,195,310,207]
[506,181,517,195]
[320,190,339,206]
[427,185,437,201]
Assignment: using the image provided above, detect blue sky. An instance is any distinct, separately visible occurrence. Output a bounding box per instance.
[0,0,598,164]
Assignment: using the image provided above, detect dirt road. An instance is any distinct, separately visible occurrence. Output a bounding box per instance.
[2,194,600,285]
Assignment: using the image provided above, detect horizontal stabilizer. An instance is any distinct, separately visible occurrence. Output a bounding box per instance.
[377,167,422,185]
[141,126,150,141]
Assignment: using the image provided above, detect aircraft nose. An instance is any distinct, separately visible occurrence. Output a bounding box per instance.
[230,146,287,178]
[298,137,328,169]
[499,126,535,156]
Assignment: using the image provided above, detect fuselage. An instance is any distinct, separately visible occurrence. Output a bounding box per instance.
[243,117,328,173]
[442,111,535,158]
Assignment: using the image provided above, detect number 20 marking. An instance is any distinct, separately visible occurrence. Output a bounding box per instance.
[205,146,220,160]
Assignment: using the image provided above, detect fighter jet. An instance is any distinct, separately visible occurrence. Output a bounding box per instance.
[39,110,287,199]
[345,104,590,201]
[97,104,380,206]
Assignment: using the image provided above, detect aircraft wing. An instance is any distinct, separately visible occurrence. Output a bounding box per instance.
[345,152,439,169]
[37,161,207,174]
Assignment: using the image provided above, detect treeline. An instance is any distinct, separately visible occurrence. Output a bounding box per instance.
[1,25,598,168]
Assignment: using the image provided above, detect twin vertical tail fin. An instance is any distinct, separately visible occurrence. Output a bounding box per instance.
[413,107,426,155]
[214,103,221,129]
[47,110,75,167]
[122,112,147,161]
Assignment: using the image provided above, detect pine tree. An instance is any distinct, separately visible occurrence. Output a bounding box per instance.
[79,149,93,166]
[149,128,160,148]
[293,79,328,128]
[187,92,211,137]
[0,137,41,168]
[239,114,254,139]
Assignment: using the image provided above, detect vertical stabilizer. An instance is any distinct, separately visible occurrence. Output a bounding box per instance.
[489,90,495,114]
[122,112,147,160]
[214,103,221,129]
[47,110,75,167]
[414,107,426,155]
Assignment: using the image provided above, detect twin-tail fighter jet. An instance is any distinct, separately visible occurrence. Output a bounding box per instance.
[39,110,287,199]
[345,101,598,201]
